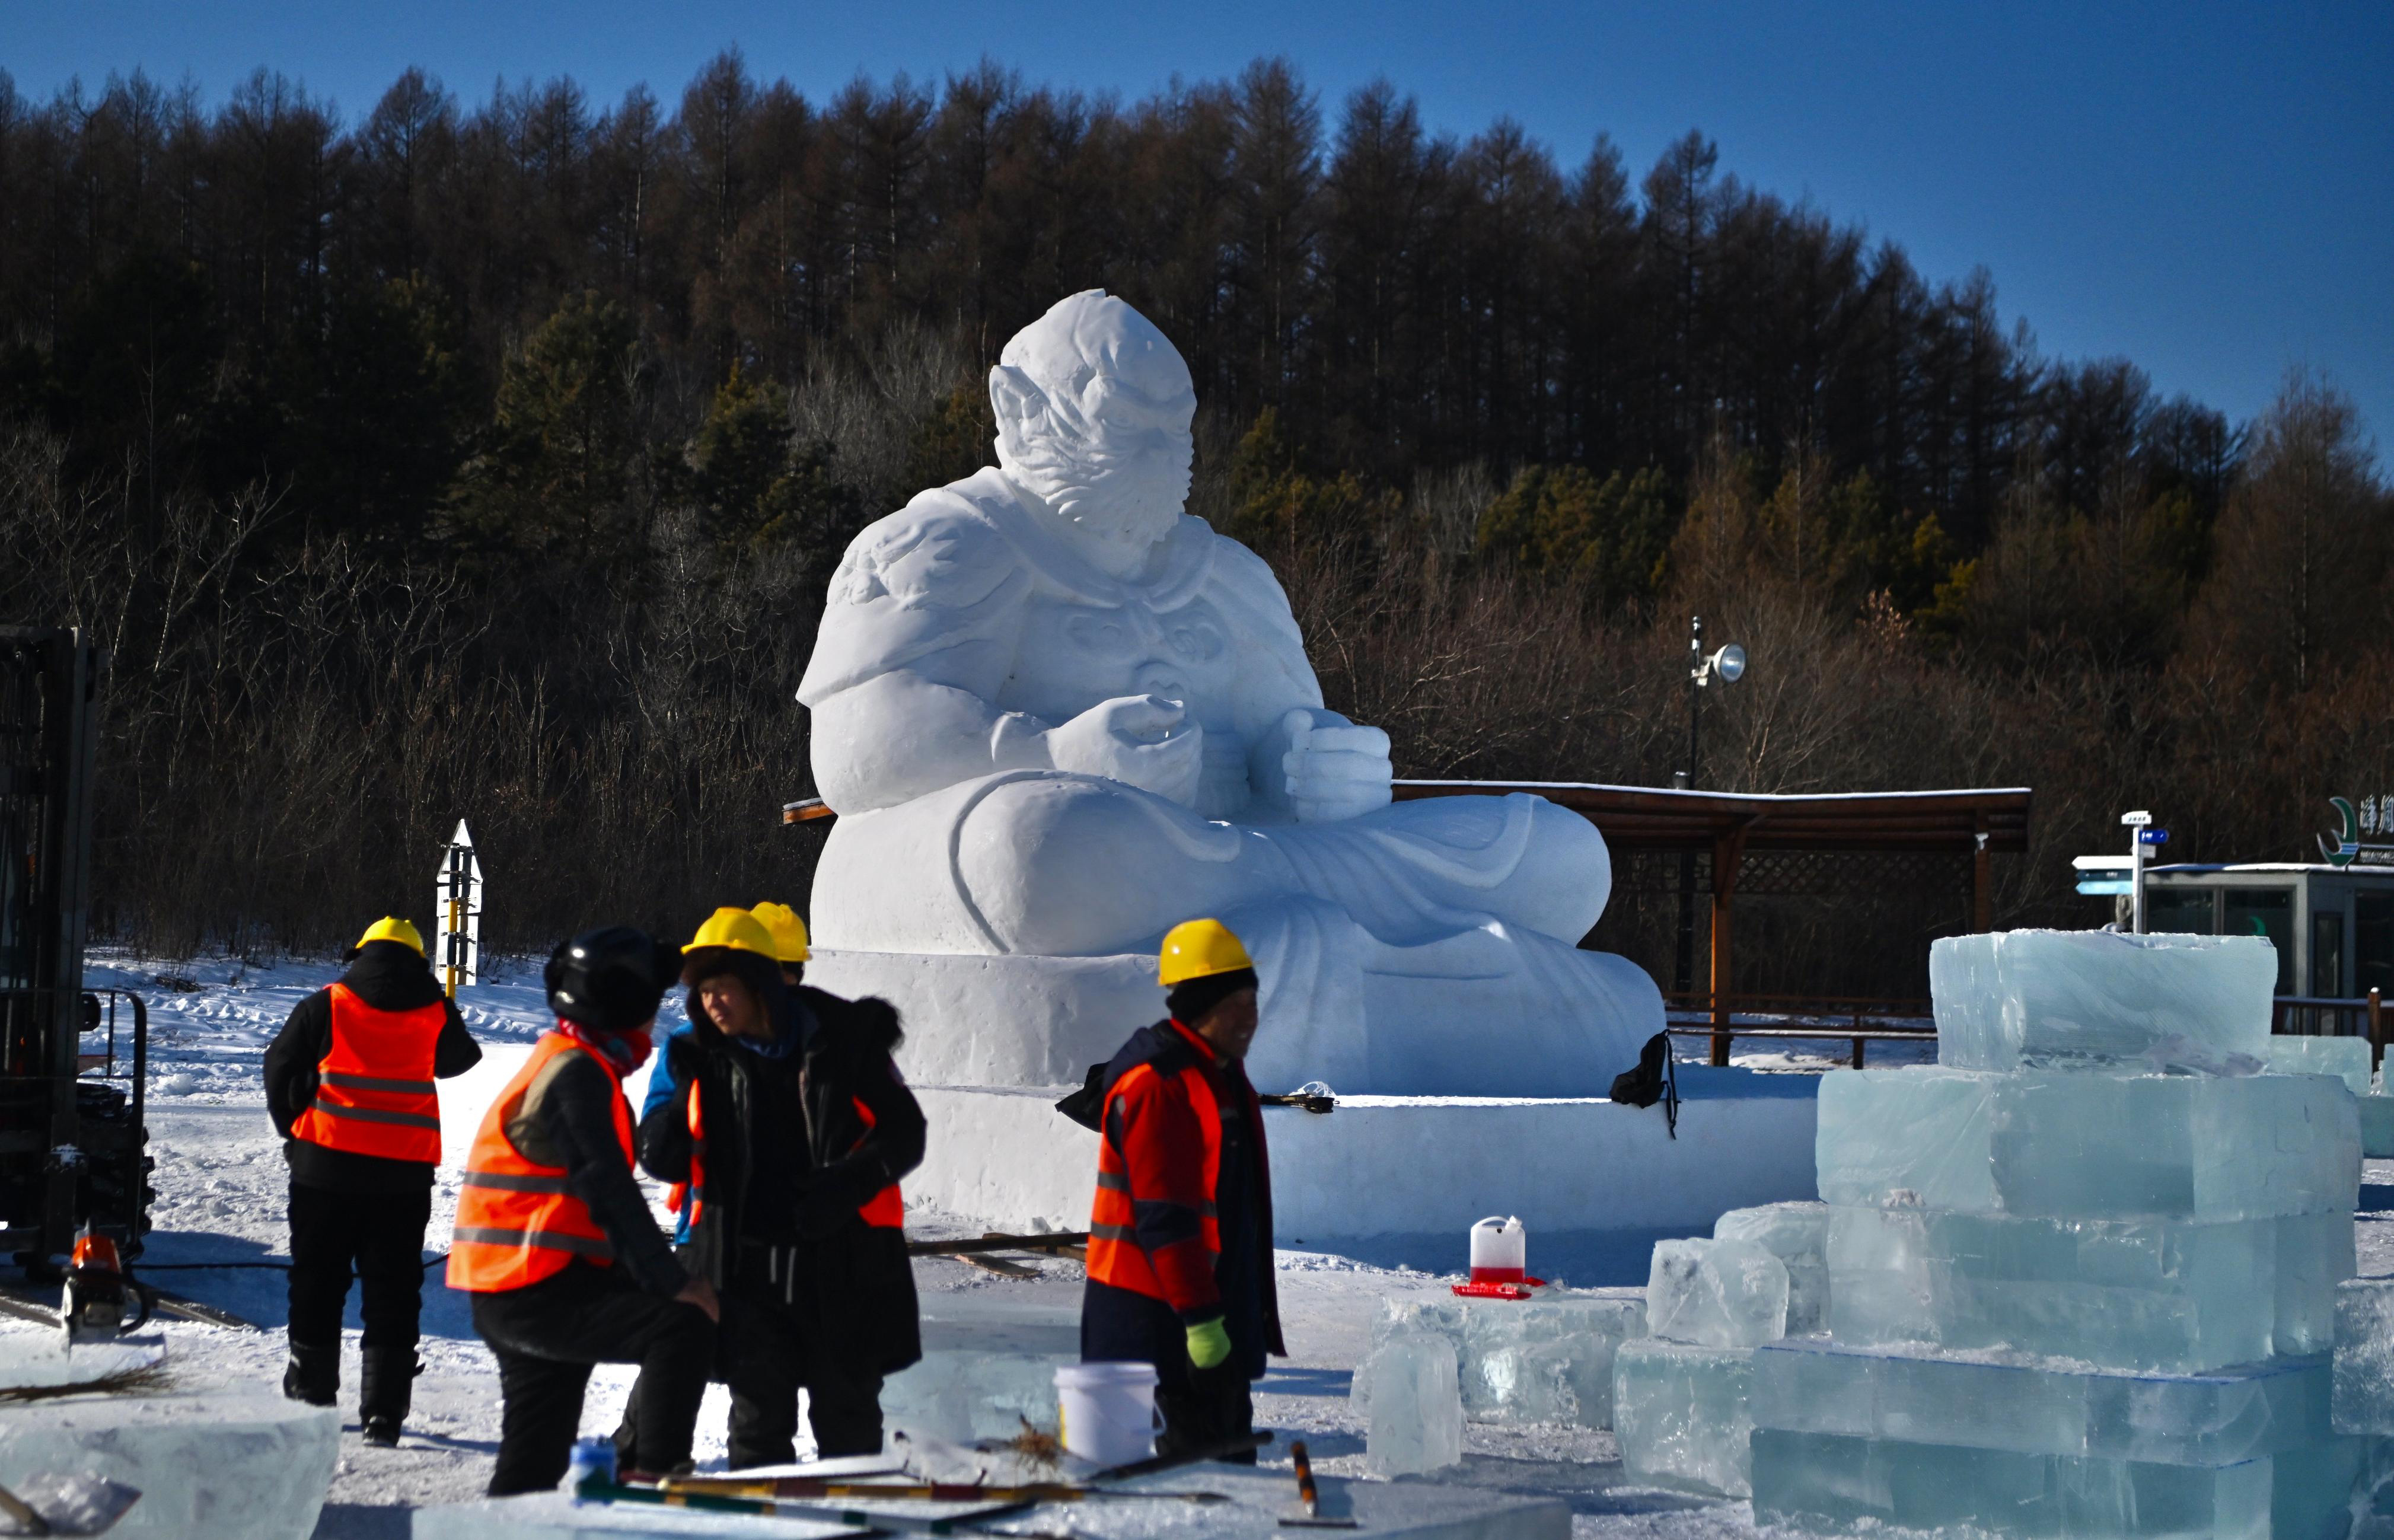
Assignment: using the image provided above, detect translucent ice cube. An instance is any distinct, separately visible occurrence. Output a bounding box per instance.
[0,1391,339,1540]
[1647,1238,1789,1349]
[1612,1339,1755,1498]
[1825,1206,2338,1371]
[1459,1294,1644,1427]
[2364,1094,2394,1160]
[1752,1337,2334,1465]
[1931,929,2276,1071]
[1362,1332,1464,1476]
[1816,1067,2358,1221]
[2265,1034,2375,1096]
[2334,1278,2394,1435]
[1716,1202,1831,1335]
[1752,1429,2312,1537]
[881,1349,1072,1443]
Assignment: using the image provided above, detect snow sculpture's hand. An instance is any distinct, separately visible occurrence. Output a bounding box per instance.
[1047,694,1205,805]
[1280,708,1393,823]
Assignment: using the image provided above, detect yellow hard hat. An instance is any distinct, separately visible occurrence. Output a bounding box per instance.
[1158,918,1254,987]
[750,902,811,964]
[355,916,425,956]
[683,905,779,959]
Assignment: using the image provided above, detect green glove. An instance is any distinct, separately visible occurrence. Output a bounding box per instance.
[1185,1316,1232,1370]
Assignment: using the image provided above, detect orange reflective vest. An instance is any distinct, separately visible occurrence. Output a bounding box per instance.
[289,983,445,1163]
[446,1032,633,1293]
[668,1079,902,1231]
[1085,1021,1229,1314]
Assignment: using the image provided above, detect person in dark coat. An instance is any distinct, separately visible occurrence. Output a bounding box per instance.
[1065,917,1283,1462]
[265,916,482,1444]
[621,906,925,1469]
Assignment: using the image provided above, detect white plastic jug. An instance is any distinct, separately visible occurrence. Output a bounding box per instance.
[1469,1215,1526,1283]
[1056,1360,1161,1466]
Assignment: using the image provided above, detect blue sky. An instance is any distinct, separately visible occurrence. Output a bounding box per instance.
[7,0,2389,447]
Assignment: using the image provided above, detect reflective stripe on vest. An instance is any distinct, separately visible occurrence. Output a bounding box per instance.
[445,1032,633,1293]
[1084,1042,1224,1301]
[849,1095,904,1230]
[290,983,445,1163]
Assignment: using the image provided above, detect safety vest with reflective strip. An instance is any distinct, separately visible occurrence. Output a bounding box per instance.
[445,1031,633,1293]
[666,1080,902,1230]
[289,983,444,1163]
[1085,1021,1225,1313]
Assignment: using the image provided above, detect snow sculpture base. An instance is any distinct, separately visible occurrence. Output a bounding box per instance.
[805,949,1160,1088]
[414,1461,1570,1538]
[909,1071,1819,1281]
[0,1391,339,1540]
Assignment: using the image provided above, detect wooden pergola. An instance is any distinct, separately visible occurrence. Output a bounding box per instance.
[1392,781,2034,1062]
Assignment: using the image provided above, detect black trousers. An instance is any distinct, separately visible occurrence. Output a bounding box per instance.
[286,1180,431,1352]
[619,1255,887,1470]
[1155,1362,1257,1465]
[471,1262,716,1496]
[719,1280,885,1467]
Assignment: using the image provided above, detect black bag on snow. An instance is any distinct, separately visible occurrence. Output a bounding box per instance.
[1608,1031,1679,1139]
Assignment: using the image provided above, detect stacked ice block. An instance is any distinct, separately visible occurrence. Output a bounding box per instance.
[1748,929,2370,1537]
[1612,1238,1790,1497]
[1358,1292,1645,1430]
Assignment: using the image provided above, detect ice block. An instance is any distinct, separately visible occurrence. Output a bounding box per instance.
[1612,1338,1756,1498]
[1751,1428,2364,1538]
[1647,1238,1789,1349]
[880,1349,1068,1443]
[1458,1294,1643,1427]
[2264,1034,2374,1096]
[1716,1202,1831,1335]
[1930,929,2276,1071]
[2364,1093,2394,1160]
[1816,1067,2358,1222]
[2334,1277,2394,1435]
[1825,1206,2345,1371]
[1752,1337,2334,1466]
[1362,1332,1464,1476]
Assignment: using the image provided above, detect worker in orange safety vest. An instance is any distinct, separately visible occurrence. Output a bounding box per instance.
[448,926,721,1494]
[266,916,482,1445]
[1060,917,1284,1462]
[620,905,924,1469]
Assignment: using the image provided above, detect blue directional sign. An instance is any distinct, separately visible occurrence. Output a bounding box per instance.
[2137,828,2169,846]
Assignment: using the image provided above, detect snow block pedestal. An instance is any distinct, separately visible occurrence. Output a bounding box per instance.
[0,1391,339,1540]
[910,1072,1819,1277]
[410,1461,1571,1538]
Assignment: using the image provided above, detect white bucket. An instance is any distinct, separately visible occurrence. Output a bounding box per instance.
[1055,1360,1161,1466]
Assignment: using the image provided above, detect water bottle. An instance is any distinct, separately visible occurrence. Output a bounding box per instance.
[565,1436,617,1501]
[1469,1215,1526,1283]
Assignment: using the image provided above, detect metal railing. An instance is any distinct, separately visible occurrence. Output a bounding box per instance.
[1662,992,1936,1069]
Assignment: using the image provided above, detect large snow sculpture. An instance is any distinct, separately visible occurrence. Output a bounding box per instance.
[798,290,1660,1094]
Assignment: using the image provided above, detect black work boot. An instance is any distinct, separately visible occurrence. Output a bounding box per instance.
[359,1347,419,1447]
[282,1340,337,1407]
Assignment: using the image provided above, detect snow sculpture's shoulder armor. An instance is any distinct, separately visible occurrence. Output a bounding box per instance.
[1190,519,1312,675]
[798,471,1032,705]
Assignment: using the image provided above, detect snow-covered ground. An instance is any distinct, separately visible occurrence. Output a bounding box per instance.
[14,949,2388,1538]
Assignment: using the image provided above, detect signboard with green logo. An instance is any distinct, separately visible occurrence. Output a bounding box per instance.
[2319,795,2394,868]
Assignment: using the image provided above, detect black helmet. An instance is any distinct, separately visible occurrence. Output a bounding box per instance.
[545,927,672,1034]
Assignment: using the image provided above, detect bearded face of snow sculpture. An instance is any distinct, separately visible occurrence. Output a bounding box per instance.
[798,290,1662,1095]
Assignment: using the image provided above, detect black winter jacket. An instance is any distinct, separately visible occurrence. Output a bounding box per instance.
[264,942,483,1193]
[637,984,925,1375]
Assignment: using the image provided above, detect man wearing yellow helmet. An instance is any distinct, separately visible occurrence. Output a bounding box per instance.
[1061,917,1283,1461]
[265,916,483,1445]
[618,905,926,1469]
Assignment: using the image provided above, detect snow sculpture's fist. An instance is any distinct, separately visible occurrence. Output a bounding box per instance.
[1280,708,1394,824]
[1046,694,1204,807]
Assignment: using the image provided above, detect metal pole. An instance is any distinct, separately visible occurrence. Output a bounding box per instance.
[1673,617,1702,1000]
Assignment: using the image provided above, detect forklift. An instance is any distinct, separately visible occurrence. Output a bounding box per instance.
[0,626,152,1278]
